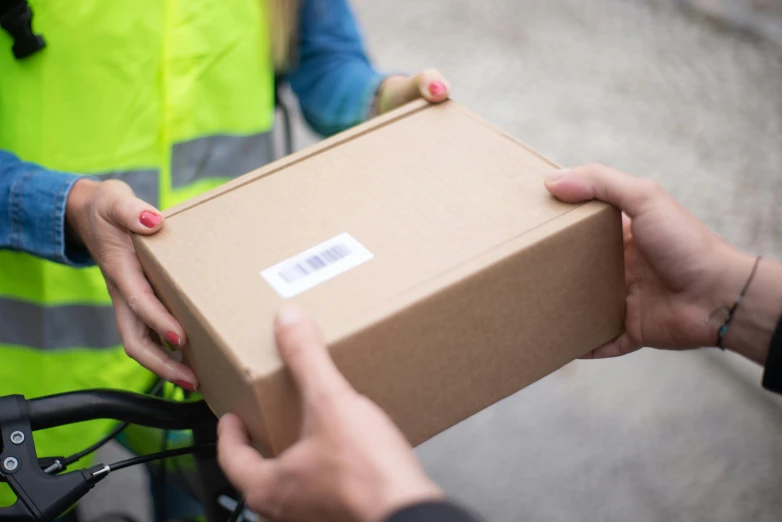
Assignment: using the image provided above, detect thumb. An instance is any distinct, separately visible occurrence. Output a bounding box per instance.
[415,68,450,102]
[274,306,353,403]
[100,179,165,235]
[580,332,641,359]
[217,414,275,500]
[543,164,662,218]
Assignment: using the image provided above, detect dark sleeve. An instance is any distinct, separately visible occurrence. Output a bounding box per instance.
[385,501,483,522]
[762,314,782,394]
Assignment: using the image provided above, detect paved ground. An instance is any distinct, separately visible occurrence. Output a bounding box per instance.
[79,1,782,520]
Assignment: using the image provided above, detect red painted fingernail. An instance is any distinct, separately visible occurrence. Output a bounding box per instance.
[139,211,162,228]
[428,81,447,97]
[173,380,197,392]
[165,332,182,347]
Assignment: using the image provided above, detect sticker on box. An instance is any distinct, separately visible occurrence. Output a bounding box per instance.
[261,233,374,298]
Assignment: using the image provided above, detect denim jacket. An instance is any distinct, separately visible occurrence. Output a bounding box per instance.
[0,0,384,266]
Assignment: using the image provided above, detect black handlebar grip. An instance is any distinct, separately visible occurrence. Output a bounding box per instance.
[27,389,215,431]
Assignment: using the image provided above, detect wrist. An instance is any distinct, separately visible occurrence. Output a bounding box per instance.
[348,475,445,522]
[710,249,782,364]
[65,178,99,247]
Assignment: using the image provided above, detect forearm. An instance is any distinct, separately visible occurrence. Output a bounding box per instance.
[713,249,782,364]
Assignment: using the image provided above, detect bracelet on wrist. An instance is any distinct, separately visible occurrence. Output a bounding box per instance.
[708,255,762,350]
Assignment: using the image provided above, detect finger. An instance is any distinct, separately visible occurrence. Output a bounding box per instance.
[112,293,198,390]
[274,306,353,402]
[217,414,275,499]
[543,164,664,218]
[100,179,165,235]
[580,333,641,359]
[105,249,188,349]
[415,69,450,103]
[621,213,632,239]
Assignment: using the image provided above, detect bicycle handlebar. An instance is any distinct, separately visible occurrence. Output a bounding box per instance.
[0,390,221,521]
[25,389,215,431]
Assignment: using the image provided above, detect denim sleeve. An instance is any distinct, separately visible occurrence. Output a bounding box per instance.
[286,0,386,136]
[0,150,93,266]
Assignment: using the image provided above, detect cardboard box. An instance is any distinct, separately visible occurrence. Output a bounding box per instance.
[134,100,625,455]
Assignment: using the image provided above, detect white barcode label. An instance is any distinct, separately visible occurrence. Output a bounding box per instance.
[261,233,374,298]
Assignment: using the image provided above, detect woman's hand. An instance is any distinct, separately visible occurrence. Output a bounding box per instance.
[66,178,198,390]
[218,306,442,522]
[544,164,782,363]
[376,69,451,114]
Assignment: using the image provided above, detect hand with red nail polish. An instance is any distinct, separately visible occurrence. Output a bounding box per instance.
[65,179,198,389]
[428,81,447,97]
[374,68,451,115]
[139,210,162,229]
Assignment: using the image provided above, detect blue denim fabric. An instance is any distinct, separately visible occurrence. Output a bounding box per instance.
[287,0,386,136]
[0,150,92,267]
[1,0,385,266]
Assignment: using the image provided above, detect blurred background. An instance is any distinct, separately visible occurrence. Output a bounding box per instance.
[81,0,782,520]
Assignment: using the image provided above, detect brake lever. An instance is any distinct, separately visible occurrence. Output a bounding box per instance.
[0,458,68,484]
[0,396,105,521]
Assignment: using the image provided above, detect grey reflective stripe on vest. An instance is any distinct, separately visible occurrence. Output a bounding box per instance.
[0,297,121,350]
[98,169,160,207]
[171,132,274,188]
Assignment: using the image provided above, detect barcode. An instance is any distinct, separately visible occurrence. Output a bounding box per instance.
[278,243,353,283]
[261,233,374,298]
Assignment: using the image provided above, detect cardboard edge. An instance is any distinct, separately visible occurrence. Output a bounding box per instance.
[245,200,616,388]
[326,199,619,349]
[131,235,239,371]
[162,98,433,219]
[319,199,625,448]
[131,233,275,447]
[447,103,563,170]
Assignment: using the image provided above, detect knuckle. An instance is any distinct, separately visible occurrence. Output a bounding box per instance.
[106,283,120,300]
[123,287,153,315]
[630,179,663,210]
[123,343,141,362]
[104,178,132,195]
[585,162,608,174]
[125,293,142,314]
[99,252,123,275]
[312,383,353,410]
[643,179,664,195]
[636,179,663,202]
[113,197,133,221]
[158,357,176,377]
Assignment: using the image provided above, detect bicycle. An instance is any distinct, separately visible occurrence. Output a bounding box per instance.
[0,388,254,522]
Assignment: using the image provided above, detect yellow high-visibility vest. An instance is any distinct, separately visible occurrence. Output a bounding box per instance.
[0,0,275,504]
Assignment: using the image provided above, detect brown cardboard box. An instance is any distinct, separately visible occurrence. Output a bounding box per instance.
[133,100,625,455]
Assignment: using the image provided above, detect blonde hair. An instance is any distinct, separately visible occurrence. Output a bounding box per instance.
[267,0,300,73]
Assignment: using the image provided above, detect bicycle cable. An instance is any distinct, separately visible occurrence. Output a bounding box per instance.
[47,379,166,473]
[93,443,216,475]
